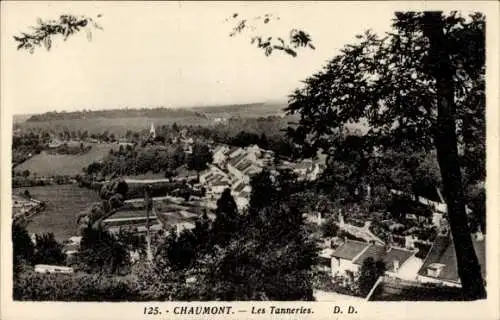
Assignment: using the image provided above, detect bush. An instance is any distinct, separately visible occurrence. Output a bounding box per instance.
[33,233,66,266]
[357,257,386,297]
[13,272,140,301]
[337,230,365,243]
[321,218,339,238]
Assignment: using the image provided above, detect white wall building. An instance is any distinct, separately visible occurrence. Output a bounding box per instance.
[330,239,421,280]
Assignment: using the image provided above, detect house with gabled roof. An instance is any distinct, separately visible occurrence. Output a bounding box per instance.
[416,232,486,287]
[331,239,371,275]
[352,243,421,280]
[228,147,244,159]
[212,145,230,165]
[330,239,422,280]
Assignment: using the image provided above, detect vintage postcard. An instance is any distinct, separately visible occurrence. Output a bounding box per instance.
[1,1,499,319]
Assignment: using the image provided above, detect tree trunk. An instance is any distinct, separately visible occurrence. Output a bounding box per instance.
[422,12,486,300]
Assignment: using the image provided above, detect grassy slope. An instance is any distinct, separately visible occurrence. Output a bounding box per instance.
[14,184,100,242]
[14,143,115,176]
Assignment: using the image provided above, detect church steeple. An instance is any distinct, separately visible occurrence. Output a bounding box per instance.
[149,123,156,139]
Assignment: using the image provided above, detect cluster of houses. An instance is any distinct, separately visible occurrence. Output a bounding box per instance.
[318,207,486,298]
[200,144,325,210]
[279,159,325,181]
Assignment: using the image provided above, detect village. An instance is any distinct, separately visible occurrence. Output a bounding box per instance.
[7,4,489,306]
[15,122,486,301]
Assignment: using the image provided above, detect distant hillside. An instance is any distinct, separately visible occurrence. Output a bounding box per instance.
[25,102,286,122]
[13,114,34,123]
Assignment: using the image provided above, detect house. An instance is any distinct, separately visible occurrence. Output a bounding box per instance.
[292,160,313,178]
[330,239,422,281]
[232,180,250,194]
[227,159,249,182]
[388,193,434,224]
[318,248,335,272]
[207,181,231,199]
[200,165,228,185]
[48,138,63,148]
[181,137,194,154]
[352,243,422,281]
[212,145,230,165]
[390,188,472,228]
[234,192,250,210]
[307,163,323,181]
[289,159,324,181]
[213,117,228,124]
[35,264,74,274]
[331,239,371,276]
[228,147,245,159]
[245,144,262,161]
[175,221,196,236]
[416,233,486,287]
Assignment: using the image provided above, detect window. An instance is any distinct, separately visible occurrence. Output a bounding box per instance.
[426,263,445,277]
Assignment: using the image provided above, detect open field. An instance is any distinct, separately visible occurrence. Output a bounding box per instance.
[13,184,100,242]
[14,143,116,176]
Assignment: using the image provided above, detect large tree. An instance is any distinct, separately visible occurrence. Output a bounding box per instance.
[33,233,66,266]
[285,11,486,299]
[12,220,35,276]
[187,143,213,178]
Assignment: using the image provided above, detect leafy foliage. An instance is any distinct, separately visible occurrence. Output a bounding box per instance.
[286,12,484,170]
[212,188,239,246]
[357,257,386,297]
[14,272,140,301]
[286,11,486,300]
[12,221,35,275]
[227,13,315,57]
[187,143,213,173]
[139,168,315,301]
[14,14,103,53]
[77,223,130,274]
[321,217,339,238]
[33,233,66,265]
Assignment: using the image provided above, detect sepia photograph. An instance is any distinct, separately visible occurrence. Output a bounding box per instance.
[1,1,499,319]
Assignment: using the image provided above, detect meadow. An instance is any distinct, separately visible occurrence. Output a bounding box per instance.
[13,184,100,242]
[14,143,116,176]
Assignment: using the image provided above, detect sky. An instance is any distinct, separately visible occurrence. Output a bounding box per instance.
[1,2,400,115]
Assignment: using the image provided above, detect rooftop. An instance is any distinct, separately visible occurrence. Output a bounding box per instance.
[229,152,248,167]
[353,244,416,272]
[239,191,251,198]
[331,239,370,260]
[233,181,247,193]
[236,159,254,172]
[228,146,241,156]
[367,276,465,301]
[417,235,486,284]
